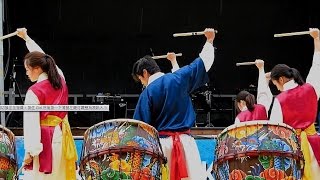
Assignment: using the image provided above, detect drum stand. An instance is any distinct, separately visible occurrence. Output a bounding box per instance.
[204,90,214,127]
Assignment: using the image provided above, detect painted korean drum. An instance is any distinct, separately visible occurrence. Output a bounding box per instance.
[80,119,166,180]
[214,121,303,180]
[0,125,16,180]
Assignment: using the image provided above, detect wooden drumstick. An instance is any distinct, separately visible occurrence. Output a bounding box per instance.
[0,31,18,41]
[274,30,310,37]
[14,163,25,179]
[152,53,182,59]
[173,30,218,37]
[236,62,256,66]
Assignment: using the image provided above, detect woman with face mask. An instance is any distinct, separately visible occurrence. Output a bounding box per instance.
[234,60,271,124]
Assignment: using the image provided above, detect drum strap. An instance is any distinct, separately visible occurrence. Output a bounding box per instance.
[296,123,317,180]
[159,130,190,180]
[41,115,78,180]
[267,96,275,118]
[155,133,169,180]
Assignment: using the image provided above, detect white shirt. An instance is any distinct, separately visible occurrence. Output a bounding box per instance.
[259,52,320,123]
[147,42,215,86]
[23,38,64,156]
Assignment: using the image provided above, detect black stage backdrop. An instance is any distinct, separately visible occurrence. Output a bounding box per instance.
[3,0,320,128]
[4,0,320,95]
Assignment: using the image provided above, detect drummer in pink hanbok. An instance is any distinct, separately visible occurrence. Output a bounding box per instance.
[17,28,77,180]
[259,28,320,180]
[234,60,272,124]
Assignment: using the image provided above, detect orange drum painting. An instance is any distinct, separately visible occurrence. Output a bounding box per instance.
[0,125,16,180]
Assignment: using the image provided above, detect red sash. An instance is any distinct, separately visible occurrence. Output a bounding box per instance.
[159,130,191,180]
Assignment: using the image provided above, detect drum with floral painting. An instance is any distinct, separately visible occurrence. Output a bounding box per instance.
[80,119,166,180]
[0,125,17,180]
[214,121,303,180]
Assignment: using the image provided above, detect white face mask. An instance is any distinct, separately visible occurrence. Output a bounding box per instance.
[237,100,247,111]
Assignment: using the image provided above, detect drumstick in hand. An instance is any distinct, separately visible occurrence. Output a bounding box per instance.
[274,30,310,37]
[173,30,218,37]
[236,62,256,66]
[152,53,182,59]
[0,31,18,41]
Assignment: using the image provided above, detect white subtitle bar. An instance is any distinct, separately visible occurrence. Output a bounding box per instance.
[0,105,109,112]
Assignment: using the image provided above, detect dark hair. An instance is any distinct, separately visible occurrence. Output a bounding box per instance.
[24,51,62,89]
[270,64,304,85]
[235,90,256,113]
[131,55,161,82]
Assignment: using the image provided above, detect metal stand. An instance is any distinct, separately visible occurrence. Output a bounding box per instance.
[6,61,24,126]
[0,0,6,126]
[204,90,214,127]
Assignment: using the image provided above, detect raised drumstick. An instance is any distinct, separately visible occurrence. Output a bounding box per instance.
[236,62,256,66]
[274,30,310,37]
[173,30,218,37]
[0,31,18,41]
[152,53,182,59]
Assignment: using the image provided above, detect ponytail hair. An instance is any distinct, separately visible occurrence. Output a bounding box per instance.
[290,68,304,85]
[24,51,62,89]
[235,90,256,113]
[270,64,304,85]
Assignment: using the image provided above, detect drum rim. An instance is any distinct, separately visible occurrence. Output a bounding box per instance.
[215,150,303,164]
[79,147,166,169]
[0,125,16,137]
[218,120,295,136]
[84,118,156,137]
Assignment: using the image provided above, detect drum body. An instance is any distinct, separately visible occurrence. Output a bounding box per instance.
[80,119,165,180]
[215,121,303,180]
[0,125,16,180]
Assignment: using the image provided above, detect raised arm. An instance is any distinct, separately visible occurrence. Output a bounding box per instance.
[17,28,65,79]
[167,52,180,72]
[255,59,273,113]
[199,28,215,72]
[17,28,44,53]
[306,28,320,99]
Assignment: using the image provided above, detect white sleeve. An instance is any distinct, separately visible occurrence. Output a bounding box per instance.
[23,90,43,156]
[199,42,215,72]
[171,63,180,73]
[306,52,320,99]
[268,98,283,123]
[25,37,45,53]
[234,117,241,125]
[257,68,273,113]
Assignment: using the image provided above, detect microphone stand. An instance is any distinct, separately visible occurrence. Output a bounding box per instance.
[6,58,24,126]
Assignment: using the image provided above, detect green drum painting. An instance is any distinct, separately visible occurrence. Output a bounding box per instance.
[80,119,166,180]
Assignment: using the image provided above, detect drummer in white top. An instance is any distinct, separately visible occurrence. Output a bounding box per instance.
[258,28,320,180]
